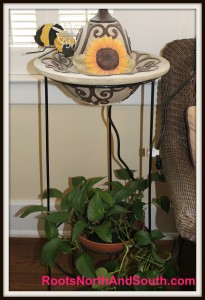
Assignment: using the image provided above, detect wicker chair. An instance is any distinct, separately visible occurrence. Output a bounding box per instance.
[159,38,196,243]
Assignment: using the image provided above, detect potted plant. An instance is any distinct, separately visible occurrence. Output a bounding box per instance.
[20,169,177,291]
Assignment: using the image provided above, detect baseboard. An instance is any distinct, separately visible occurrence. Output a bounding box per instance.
[9,199,69,238]
[9,200,178,239]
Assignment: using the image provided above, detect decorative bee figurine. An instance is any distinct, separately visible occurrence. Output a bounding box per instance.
[33,23,75,57]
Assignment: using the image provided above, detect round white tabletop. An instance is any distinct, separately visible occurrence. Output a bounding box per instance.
[34,51,170,105]
[34,51,170,87]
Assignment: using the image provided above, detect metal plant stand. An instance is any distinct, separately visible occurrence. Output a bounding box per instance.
[43,78,156,289]
[44,78,155,233]
[34,43,170,290]
[30,6,171,291]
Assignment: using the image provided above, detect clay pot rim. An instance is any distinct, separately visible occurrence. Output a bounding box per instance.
[78,233,125,254]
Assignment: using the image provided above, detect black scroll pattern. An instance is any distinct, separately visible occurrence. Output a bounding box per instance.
[63,85,140,105]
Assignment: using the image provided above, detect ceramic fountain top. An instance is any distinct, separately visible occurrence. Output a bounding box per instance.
[34,51,170,86]
[33,9,170,105]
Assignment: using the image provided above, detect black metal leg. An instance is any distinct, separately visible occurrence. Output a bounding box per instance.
[107,106,112,190]
[148,80,155,232]
[45,77,50,212]
[44,77,51,290]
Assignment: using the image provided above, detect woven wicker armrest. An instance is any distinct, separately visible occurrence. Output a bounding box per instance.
[160,38,196,242]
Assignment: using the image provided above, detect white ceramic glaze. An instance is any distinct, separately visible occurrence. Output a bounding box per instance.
[34,52,170,86]
[34,51,170,105]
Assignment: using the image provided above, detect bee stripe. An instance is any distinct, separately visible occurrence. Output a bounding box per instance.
[49,24,64,46]
[40,23,53,47]
[54,37,63,52]
[34,25,44,46]
[69,37,75,46]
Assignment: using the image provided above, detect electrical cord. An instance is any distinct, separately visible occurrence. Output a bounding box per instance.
[54,107,135,277]
[155,70,195,173]
[108,106,135,181]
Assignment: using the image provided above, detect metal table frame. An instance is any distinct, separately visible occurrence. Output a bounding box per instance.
[44,77,156,289]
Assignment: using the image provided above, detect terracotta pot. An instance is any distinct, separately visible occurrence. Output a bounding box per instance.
[78,234,125,254]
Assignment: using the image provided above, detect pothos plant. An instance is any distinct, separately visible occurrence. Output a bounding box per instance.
[20,169,177,291]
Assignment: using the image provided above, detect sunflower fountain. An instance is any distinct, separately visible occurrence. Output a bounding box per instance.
[22,10,173,290]
[34,9,170,105]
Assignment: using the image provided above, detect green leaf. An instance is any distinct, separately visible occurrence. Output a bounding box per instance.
[92,267,111,290]
[40,237,61,268]
[73,186,86,219]
[112,187,133,203]
[61,185,80,212]
[59,240,72,254]
[86,177,105,188]
[107,204,130,216]
[151,247,166,264]
[71,176,86,187]
[87,190,105,222]
[163,259,178,279]
[44,220,58,240]
[145,269,161,278]
[135,230,153,246]
[20,205,48,218]
[150,230,166,241]
[114,168,136,180]
[72,220,87,243]
[109,187,123,198]
[41,188,63,199]
[94,221,112,243]
[95,267,109,277]
[137,262,147,272]
[156,196,170,213]
[140,179,149,191]
[130,178,149,192]
[86,189,95,200]
[106,181,123,188]
[103,261,119,273]
[132,198,145,222]
[130,178,144,192]
[76,253,96,278]
[61,192,74,212]
[99,190,114,207]
[151,172,166,182]
[44,212,70,223]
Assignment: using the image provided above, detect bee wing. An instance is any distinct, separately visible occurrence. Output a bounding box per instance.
[52,26,63,33]
[57,31,71,45]
[72,24,81,36]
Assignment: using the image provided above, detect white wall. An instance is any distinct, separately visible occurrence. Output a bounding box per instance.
[114,9,195,55]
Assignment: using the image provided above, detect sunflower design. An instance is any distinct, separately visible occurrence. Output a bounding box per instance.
[85,36,129,75]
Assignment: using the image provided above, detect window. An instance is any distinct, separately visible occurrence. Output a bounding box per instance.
[8,8,113,75]
[59,9,98,36]
[9,9,113,47]
[9,10,37,46]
